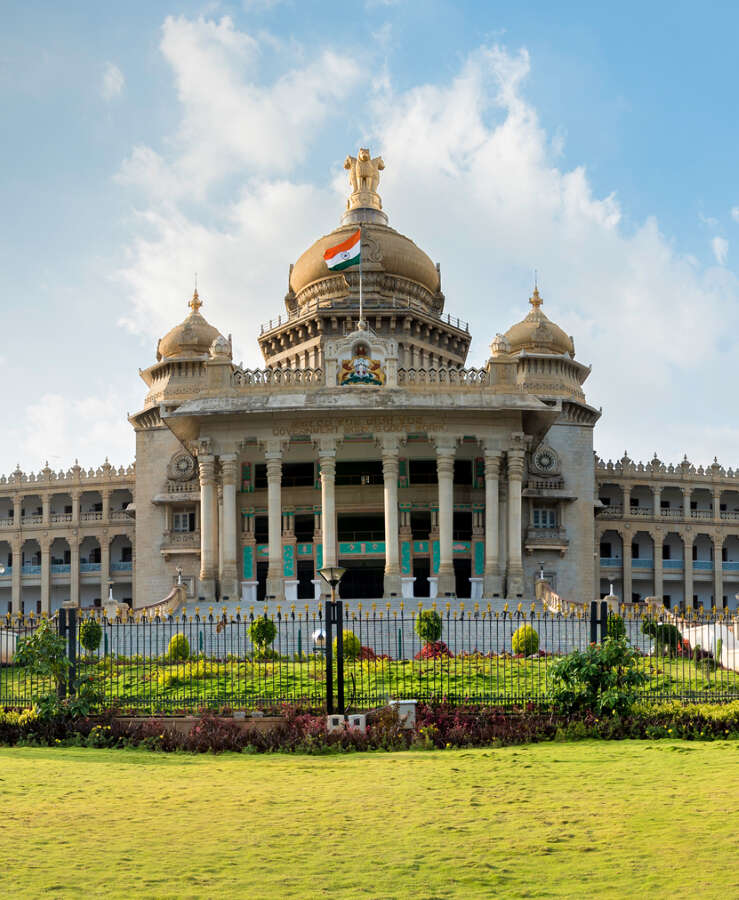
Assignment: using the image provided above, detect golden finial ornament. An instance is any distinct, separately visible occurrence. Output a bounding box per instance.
[189,288,203,314]
[529,285,543,310]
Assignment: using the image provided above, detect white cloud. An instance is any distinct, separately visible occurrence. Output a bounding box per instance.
[100,62,125,101]
[5,391,134,477]
[114,25,739,464]
[732,206,739,223]
[712,236,728,265]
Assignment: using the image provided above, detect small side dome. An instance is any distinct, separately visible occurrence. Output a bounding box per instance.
[490,333,511,357]
[158,290,224,361]
[210,334,231,359]
[504,287,575,357]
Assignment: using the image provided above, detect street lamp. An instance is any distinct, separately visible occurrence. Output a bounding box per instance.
[318,566,346,602]
[311,628,326,655]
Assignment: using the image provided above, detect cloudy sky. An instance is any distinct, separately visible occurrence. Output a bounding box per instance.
[2,1,739,476]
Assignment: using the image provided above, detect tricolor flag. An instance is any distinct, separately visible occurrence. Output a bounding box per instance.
[324,228,361,271]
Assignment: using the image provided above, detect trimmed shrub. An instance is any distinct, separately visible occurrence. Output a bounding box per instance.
[641,618,682,657]
[249,617,277,652]
[512,625,539,656]
[167,633,190,662]
[415,610,443,644]
[79,619,103,654]
[333,630,361,660]
[606,613,626,641]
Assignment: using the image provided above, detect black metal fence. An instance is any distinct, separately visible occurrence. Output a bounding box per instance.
[1,602,738,714]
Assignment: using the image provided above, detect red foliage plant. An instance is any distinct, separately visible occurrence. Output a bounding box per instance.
[414,641,454,660]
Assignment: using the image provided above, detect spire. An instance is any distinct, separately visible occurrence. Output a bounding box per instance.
[529,285,543,310]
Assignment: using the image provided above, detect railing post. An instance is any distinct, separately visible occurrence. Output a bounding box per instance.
[336,601,345,715]
[599,600,609,643]
[67,606,77,695]
[57,607,68,699]
[325,598,333,714]
[589,600,598,644]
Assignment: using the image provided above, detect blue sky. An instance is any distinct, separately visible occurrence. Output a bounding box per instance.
[1,1,738,475]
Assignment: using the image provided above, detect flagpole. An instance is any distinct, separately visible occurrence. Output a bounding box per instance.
[358,225,363,327]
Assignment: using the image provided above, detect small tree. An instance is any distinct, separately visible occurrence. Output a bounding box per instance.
[14,619,68,684]
[607,612,626,641]
[167,633,190,662]
[333,630,361,660]
[79,619,103,655]
[512,625,539,656]
[415,610,443,645]
[249,617,277,655]
[548,637,647,716]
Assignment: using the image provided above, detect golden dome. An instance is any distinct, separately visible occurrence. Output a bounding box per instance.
[504,288,574,357]
[157,290,224,361]
[289,222,440,300]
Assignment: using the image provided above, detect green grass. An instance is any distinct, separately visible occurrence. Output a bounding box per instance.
[4,654,739,711]
[1,742,738,898]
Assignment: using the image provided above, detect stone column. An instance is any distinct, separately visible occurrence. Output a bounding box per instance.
[433,436,457,596]
[100,534,110,608]
[318,439,337,572]
[713,489,722,522]
[71,491,80,527]
[653,531,663,602]
[101,489,111,522]
[13,495,22,528]
[264,442,285,601]
[498,479,508,587]
[198,454,217,602]
[381,436,401,597]
[623,485,631,516]
[506,448,525,598]
[11,537,21,614]
[653,486,661,518]
[70,537,80,608]
[40,536,51,614]
[682,488,691,519]
[683,530,694,609]
[622,529,632,604]
[220,453,239,600]
[483,446,503,597]
[42,495,50,525]
[713,534,724,610]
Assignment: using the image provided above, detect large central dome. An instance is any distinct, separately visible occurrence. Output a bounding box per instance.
[284,147,443,314]
[290,221,440,299]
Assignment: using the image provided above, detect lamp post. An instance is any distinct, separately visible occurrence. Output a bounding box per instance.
[318,566,346,714]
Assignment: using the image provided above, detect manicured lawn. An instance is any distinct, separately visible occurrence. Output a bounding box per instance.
[1,741,738,898]
[4,655,739,711]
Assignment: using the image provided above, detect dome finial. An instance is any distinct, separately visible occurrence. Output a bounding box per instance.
[529,284,543,310]
[189,275,202,313]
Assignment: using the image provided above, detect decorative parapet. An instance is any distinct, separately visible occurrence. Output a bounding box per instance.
[596,452,739,484]
[397,367,489,386]
[231,367,324,388]
[0,459,135,486]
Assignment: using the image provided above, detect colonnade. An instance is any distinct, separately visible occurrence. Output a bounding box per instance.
[198,435,527,602]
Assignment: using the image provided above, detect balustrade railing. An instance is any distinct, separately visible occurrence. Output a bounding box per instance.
[397,367,489,386]
[232,368,324,387]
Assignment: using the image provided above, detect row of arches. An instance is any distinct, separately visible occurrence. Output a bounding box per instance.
[0,489,133,523]
[0,535,132,572]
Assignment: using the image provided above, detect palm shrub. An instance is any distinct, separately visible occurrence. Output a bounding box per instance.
[415,610,443,645]
[512,624,539,656]
[333,630,361,660]
[548,637,647,716]
[249,617,277,655]
[167,633,190,662]
[79,619,103,654]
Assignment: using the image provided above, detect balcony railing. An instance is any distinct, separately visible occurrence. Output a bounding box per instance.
[80,512,103,521]
[111,561,133,572]
[50,513,72,523]
[21,515,43,525]
[632,558,654,569]
[0,518,13,528]
[80,562,101,573]
[692,560,714,570]
[723,562,739,571]
[110,510,130,521]
[20,564,41,574]
[663,559,683,569]
[599,558,621,567]
[51,564,71,574]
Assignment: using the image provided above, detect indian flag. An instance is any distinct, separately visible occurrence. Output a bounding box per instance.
[324,228,361,271]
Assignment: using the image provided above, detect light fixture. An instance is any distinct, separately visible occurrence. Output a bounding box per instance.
[318,566,346,590]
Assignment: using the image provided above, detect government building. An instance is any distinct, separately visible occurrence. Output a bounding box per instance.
[1,150,738,614]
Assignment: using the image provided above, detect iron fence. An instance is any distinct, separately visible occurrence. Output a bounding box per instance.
[1,602,738,714]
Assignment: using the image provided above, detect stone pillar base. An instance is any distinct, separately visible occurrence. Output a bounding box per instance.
[506,570,524,598]
[483,572,504,598]
[383,572,402,598]
[428,576,439,599]
[221,569,239,602]
[284,579,299,604]
[311,578,324,602]
[240,581,258,605]
[469,577,483,601]
[436,571,456,598]
[198,576,216,605]
[401,576,416,599]
[265,576,285,603]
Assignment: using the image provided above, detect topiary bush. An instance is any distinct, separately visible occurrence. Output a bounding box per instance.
[249,617,277,653]
[167,633,190,662]
[512,624,539,656]
[641,618,682,657]
[415,610,443,645]
[79,619,103,654]
[333,630,361,660]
